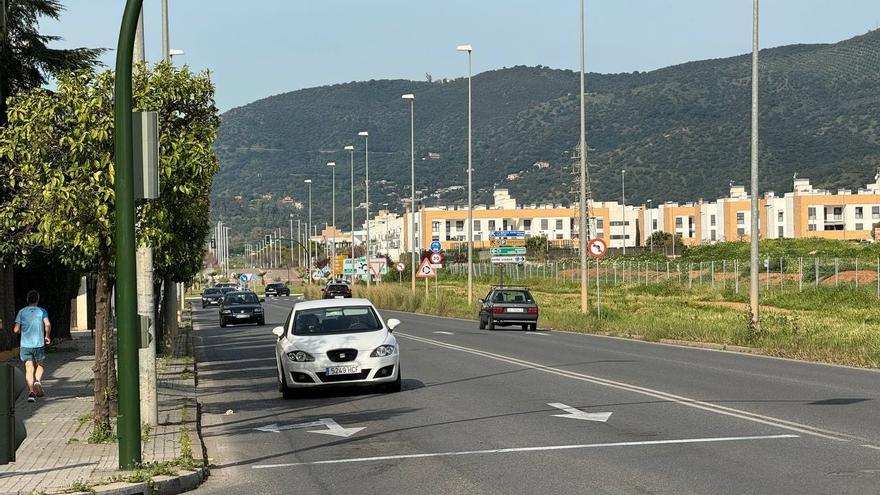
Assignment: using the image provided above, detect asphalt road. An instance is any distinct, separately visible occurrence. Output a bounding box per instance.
[191,296,880,495]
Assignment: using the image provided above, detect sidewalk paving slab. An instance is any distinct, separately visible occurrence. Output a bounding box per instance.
[0,330,206,495]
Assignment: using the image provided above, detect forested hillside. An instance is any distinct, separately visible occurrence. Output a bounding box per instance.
[213,29,880,237]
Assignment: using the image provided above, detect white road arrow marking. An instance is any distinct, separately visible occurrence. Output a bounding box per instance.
[254,418,365,437]
[547,403,612,423]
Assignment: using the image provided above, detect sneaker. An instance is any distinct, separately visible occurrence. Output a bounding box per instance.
[34,381,44,397]
[27,393,36,403]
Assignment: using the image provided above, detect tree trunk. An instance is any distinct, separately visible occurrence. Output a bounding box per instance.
[92,264,117,431]
[163,276,178,344]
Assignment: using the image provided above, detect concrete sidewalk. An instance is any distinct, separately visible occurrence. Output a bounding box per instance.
[0,331,205,495]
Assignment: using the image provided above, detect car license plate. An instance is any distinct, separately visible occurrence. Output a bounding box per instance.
[235,313,249,318]
[334,295,345,299]
[326,366,360,375]
[507,307,525,313]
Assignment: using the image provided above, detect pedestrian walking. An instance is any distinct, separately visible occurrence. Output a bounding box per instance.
[13,290,51,403]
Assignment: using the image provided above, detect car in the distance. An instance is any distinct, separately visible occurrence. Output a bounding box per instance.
[201,287,224,308]
[478,286,539,331]
[265,283,290,297]
[322,282,352,299]
[272,298,401,398]
[219,291,265,327]
[216,282,241,290]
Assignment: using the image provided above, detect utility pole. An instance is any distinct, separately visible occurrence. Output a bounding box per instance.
[161,0,170,63]
[749,0,761,329]
[621,169,626,255]
[359,132,371,288]
[578,0,590,314]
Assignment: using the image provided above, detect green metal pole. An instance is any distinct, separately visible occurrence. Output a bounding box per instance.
[114,0,144,469]
[0,364,12,464]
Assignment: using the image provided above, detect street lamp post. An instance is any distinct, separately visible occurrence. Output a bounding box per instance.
[456,44,474,305]
[344,145,355,262]
[621,169,626,255]
[749,0,761,329]
[328,161,337,278]
[402,94,416,293]
[304,179,312,284]
[358,131,371,288]
[646,199,653,252]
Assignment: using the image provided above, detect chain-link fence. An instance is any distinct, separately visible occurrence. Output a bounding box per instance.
[448,257,880,296]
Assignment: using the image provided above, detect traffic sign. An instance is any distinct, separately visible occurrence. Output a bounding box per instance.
[395,262,406,272]
[490,247,526,255]
[429,252,444,265]
[491,256,526,264]
[343,258,356,275]
[369,258,387,277]
[415,257,436,278]
[588,238,608,258]
[490,238,526,248]
[490,230,525,238]
[430,240,442,253]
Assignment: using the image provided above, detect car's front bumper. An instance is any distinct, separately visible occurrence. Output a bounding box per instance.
[281,353,399,388]
[202,299,221,306]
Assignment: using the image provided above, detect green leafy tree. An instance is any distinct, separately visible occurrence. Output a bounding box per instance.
[0,65,219,432]
[525,235,549,259]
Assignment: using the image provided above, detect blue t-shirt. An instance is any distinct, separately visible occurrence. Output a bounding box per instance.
[15,306,48,348]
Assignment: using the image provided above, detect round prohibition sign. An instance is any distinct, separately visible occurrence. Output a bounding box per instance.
[396,262,406,272]
[429,252,444,264]
[588,238,608,258]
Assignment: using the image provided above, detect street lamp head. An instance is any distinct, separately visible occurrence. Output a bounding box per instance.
[327,161,336,167]
[456,44,473,52]
[358,131,369,137]
[343,145,354,151]
[401,94,415,100]
[169,48,185,57]
[304,179,312,184]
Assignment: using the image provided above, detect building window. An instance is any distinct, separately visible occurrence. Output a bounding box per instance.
[675,218,683,228]
[445,221,451,234]
[488,220,496,230]
[873,206,880,219]
[555,233,563,240]
[736,227,745,237]
[778,226,784,238]
[855,223,863,231]
[473,220,481,231]
[541,219,548,230]
[710,214,716,227]
[555,219,563,230]
[610,235,630,240]
[710,230,716,241]
[777,211,783,222]
[524,219,532,230]
[736,212,745,224]
[652,219,658,230]
[610,221,630,226]
[432,221,440,233]
[456,220,464,230]
[808,207,816,220]
[833,207,843,217]
[808,224,816,232]
[855,207,863,220]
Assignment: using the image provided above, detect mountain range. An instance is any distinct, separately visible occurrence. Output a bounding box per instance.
[211,29,880,238]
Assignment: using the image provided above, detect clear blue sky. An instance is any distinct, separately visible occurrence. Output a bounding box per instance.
[44,0,880,112]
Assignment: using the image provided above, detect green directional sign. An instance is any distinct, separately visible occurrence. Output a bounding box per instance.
[490,247,527,255]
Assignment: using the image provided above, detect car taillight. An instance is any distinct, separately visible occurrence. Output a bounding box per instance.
[492,307,504,314]
[528,307,539,314]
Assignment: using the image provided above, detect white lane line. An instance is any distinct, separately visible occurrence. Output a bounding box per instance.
[862,444,880,451]
[524,332,549,336]
[433,331,454,335]
[396,333,863,443]
[252,434,798,469]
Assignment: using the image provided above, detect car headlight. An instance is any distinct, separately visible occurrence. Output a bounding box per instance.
[370,345,396,357]
[287,350,315,362]
[254,308,263,313]
[221,309,231,314]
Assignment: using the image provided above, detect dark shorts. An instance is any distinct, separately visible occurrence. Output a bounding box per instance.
[20,346,45,363]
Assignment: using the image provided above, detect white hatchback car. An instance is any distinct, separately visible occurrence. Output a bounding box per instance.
[272,298,401,398]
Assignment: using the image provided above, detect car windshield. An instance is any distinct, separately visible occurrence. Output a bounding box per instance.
[224,293,259,305]
[204,288,220,295]
[292,306,381,335]
[491,290,534,303]
[328,284,348,291]
[220,287,236,294]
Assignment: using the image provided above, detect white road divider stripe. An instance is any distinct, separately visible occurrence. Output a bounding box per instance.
[396,333,865,443]
[252,434,798,469]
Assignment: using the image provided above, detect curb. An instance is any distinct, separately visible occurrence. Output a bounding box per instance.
[658,338,760,354]
[67,468,206,495]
